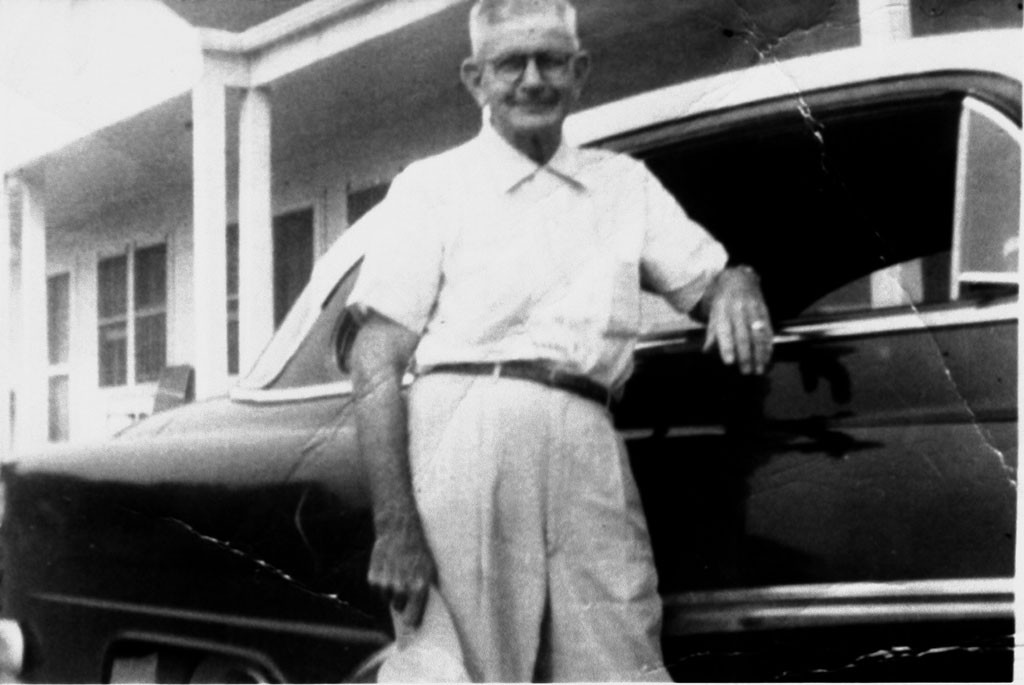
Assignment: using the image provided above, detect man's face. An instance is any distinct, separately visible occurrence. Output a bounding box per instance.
[462,11,589,146]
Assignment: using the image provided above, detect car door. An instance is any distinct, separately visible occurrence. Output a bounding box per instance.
[612,75,1019,650]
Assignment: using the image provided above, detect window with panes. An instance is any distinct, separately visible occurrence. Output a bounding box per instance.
[97,244,167,387]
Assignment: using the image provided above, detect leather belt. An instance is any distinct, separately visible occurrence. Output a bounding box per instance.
[422,361,612,408]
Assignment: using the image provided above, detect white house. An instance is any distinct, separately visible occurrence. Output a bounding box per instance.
[0,0,1018,453]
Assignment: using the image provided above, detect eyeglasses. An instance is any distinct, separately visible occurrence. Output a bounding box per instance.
[486,51,578,82]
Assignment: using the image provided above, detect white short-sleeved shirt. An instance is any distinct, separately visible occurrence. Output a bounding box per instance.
[348,123,728,389]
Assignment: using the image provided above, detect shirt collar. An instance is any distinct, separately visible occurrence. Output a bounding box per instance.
[475,117,586,193]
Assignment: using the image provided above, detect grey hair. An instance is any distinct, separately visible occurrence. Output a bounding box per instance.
[468,0,580,56]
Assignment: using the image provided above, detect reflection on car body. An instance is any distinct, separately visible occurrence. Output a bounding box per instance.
[0,30,1018,683]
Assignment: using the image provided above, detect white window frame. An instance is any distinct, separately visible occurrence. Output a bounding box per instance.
[96,238,171,390]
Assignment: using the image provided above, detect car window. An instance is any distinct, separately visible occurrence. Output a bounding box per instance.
[237,204,385,392]
[634,90,1019,333]
[951,96,1020,297]
[260,262,362,390]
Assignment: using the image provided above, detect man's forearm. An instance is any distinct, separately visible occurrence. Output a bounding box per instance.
[348,315,436,625]
[352,365,420,531]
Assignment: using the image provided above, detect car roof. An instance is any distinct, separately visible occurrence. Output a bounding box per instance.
[564,29,1022,148]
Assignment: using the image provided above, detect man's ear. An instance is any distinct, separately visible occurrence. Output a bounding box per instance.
[571,50,591,93]
[460,58,487,107]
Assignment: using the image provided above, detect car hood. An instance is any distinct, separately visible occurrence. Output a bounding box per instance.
[5,394,364,497]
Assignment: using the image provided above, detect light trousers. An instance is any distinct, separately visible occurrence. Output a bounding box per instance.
[408,373,669,682]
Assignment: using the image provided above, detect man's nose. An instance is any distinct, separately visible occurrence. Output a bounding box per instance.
[520,56,544,86]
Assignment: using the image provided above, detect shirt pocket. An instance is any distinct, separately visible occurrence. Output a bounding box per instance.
[605,257,641,339]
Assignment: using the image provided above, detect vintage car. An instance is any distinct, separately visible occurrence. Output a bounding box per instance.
[0,29,1018,683]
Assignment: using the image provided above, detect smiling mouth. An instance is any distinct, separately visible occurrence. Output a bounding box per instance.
[515,100,558,113]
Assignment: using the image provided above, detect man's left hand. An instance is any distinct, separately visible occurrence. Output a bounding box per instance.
[703,266,773,375]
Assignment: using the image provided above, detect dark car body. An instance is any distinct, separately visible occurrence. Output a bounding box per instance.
[1,31,1018,682]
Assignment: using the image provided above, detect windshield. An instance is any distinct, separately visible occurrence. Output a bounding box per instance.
[236,206,382,390]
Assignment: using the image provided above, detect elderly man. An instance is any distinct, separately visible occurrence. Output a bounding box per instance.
[347,0,772,680]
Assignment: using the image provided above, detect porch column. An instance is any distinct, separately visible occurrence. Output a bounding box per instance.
[859,0,912,304]
[238,86,275,376]
[191,69,229,399]
[0,180,12,458]
[858,0,912,45]
[14,177,48,451]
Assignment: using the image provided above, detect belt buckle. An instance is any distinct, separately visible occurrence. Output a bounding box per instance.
[543,364,559,385]
[492,363,503,379]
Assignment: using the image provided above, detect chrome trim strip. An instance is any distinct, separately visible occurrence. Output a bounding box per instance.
[637,300,1017,352]
[229,373,415,404]
[618,429,655,440]
[668,602,1013,635]
[663,578,1014,635]
[39,579,1011,643]
[36,592,389,646]
[230,381,354,403]
[621,426,728,441]
[959,271,1019,284]
[668,577,1013,603]
[776,301,1017,341]
[664,426,727,438]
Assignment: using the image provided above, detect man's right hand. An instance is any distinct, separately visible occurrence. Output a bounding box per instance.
[368,512,437,628]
